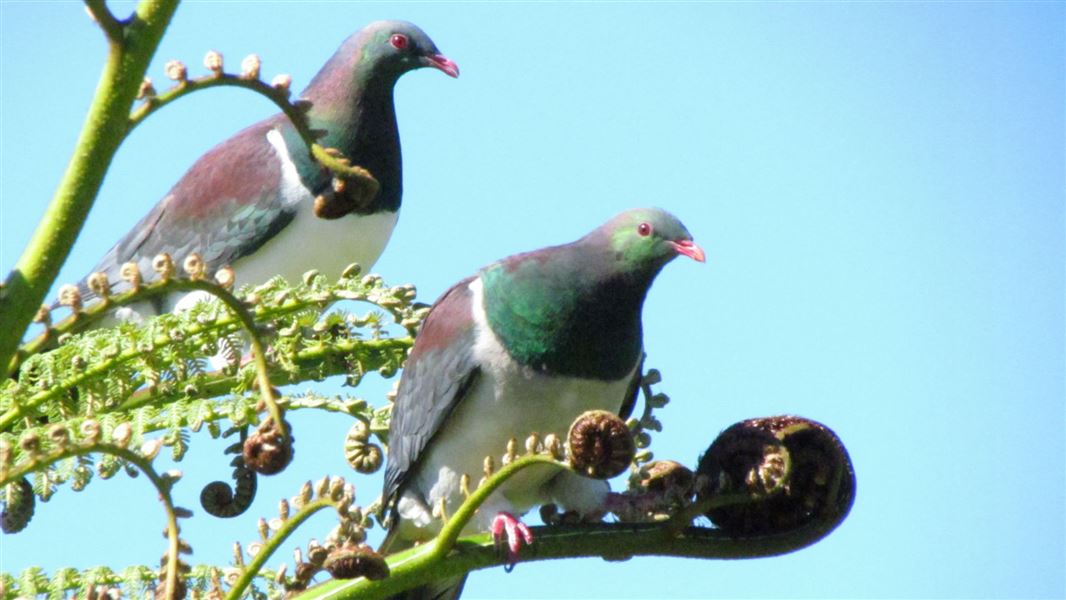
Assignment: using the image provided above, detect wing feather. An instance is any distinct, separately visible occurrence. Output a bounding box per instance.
[82,117,311,300]
[384,276,481,508]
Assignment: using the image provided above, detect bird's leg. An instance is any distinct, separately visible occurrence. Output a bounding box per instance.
[490,512,533,571]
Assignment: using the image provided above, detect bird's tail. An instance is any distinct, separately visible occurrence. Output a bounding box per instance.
[380,529,468,600]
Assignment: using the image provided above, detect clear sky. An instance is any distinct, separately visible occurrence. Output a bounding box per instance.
[1,2,1063,599]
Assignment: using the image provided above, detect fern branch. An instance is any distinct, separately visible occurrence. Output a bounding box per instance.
[298,432,849,600]
[2,441,184,599]
[432,454,560,560]
[0,0,179,378]
[306,519,846,600]
[225,497,337,600]
[83,0,123,44]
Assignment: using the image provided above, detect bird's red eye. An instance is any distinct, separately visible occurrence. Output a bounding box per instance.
[390,34,409,50]
[637,222,653,237]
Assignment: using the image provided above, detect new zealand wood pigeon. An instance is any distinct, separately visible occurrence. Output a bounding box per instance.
[383,208,705,599]
[81,20,458,319]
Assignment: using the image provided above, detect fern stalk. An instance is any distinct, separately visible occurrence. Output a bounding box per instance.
[0,0,179,377]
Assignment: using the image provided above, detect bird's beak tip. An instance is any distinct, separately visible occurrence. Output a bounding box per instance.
[671,240,706,263]
[425,54,460,78]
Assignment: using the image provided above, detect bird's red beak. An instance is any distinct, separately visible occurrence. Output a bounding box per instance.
[423,54,460,78]
[670,239,706,263]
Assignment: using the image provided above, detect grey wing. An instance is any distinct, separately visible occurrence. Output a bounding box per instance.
[383,277,481,510]
[82,118,297,301]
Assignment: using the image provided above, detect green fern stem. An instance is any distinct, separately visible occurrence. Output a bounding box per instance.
[432,454,560,559]
[297,454,840,600]
[0,0,180,378]
[1,441,183,599]
[307,519,846,600]
[224,497,337,600]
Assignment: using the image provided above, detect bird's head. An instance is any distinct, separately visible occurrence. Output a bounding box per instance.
[358,20,460,79]
[603,208,705,273]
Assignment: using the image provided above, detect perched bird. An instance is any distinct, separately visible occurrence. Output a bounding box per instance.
[382,208,705,599]
[82,20,458,319]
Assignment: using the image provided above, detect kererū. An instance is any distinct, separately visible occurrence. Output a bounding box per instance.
[81,20,458,319]
[382,208,705,599]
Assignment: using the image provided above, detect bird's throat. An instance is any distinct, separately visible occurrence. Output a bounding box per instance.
[481,263,647,381]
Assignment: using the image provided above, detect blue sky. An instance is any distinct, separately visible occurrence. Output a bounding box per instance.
[1,2,1063,598]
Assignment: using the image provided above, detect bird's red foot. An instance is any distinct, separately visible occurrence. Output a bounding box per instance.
[491,512,533,571]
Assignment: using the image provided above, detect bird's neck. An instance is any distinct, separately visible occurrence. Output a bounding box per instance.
[300,73,403,213]
[481,245,653,380]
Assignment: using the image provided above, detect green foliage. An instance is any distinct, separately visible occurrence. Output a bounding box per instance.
[1,265,425,599]
[1,268,420,500]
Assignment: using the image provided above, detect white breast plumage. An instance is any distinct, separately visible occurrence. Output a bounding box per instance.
[230,128,398,288]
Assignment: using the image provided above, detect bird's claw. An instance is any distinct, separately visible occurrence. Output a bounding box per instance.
[491,512,533,571]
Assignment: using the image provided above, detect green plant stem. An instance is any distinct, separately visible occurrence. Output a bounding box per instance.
[1,442,182,599]
[270,453,563,600]
[114,445,183,600]
[302,517,846,600]
[0,0,179,378]
[432,454,561,559]
[172,279,287,442]
[296,449,839,600]
[83,0,123,42]
[224,497,337,600]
